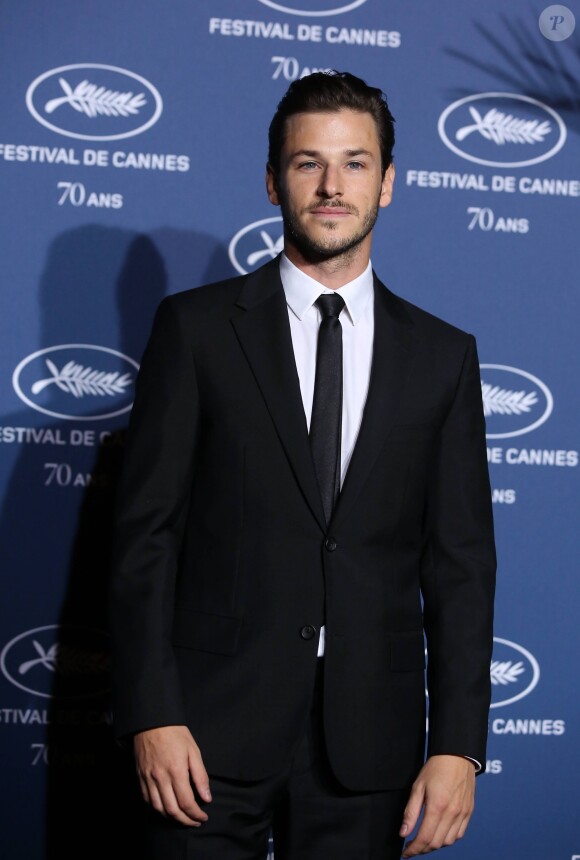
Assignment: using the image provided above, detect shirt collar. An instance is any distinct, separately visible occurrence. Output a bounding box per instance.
[279,252,374,326]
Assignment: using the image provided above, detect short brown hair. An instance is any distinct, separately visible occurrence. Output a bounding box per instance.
[268,70,395,176]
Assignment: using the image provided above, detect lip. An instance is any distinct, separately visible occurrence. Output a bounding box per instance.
[310,208,352,217]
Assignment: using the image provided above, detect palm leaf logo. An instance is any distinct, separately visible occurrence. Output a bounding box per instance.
[490,660,525,685]
[457,107,551,145]
[19,641,59,675]
[247,231,284,267]
[44,77,146,118]
[481,381,538,417]
[31,359,133,398]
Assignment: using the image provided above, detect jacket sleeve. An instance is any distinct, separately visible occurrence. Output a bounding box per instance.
[421,334,496,769]
[109,296,199,740]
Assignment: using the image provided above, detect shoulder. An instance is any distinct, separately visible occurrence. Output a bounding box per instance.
[375,277,475,352]
[157,255,283,322]
[162,273,247,318]
[146,273,249,346]
[404,297,473,346]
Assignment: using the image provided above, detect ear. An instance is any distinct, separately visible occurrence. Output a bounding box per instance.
[266,163,281,206]
[379,163,395,209]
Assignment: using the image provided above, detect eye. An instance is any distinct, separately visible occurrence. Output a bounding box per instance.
[346,161,364,170]
[298,161,319,170]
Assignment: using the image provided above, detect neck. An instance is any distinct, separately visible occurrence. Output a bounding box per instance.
[283,237,371,290]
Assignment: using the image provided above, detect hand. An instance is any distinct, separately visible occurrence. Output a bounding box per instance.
[400,755,476,857]
[133,725,212,826]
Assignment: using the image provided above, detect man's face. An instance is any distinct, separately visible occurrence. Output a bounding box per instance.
[266,109,394,264]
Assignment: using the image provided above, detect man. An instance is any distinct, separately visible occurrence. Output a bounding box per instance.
[110,71,496,859]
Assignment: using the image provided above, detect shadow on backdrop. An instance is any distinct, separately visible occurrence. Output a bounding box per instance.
[444,15,580,129]
[0,225,227,859]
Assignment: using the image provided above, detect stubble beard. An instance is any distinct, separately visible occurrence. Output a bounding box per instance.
[280,196,380,267]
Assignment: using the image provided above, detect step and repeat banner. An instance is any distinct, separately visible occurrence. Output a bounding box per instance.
[1,1,578,858]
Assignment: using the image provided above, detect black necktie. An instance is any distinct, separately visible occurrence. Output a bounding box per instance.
[309,293,345,524]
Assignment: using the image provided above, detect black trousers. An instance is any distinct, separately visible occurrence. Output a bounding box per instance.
[144,664,408,860]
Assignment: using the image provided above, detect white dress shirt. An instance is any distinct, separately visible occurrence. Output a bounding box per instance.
[279,253,374,658]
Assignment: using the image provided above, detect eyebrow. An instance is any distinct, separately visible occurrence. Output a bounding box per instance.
[344,149,374,158]
[289,148,375,160]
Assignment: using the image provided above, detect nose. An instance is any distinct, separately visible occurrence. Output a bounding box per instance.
[317,165,343,199]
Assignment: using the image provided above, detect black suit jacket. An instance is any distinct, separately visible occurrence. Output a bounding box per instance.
[110,257,496,791]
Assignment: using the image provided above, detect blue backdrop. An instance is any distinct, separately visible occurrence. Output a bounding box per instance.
[1,1,578,857]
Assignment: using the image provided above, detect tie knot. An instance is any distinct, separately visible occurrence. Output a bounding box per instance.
[315,293,345,319]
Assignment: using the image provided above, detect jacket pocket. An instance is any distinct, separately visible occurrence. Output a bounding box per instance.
[389,631,426,672]
[172,608,242,656]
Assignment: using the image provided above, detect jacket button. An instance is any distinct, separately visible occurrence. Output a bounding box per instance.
[325,537,337,552]
[300,625,317,640]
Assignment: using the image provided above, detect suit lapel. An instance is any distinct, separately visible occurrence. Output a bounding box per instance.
[331,276,417,530]
[231,260,326,532]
